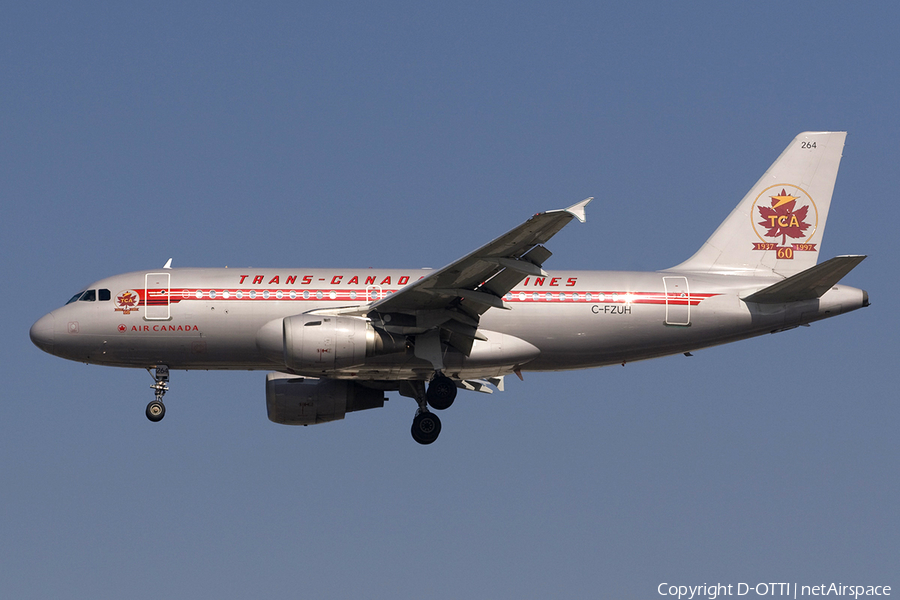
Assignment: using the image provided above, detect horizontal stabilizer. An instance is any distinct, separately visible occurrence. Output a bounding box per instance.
[743,255,866,304]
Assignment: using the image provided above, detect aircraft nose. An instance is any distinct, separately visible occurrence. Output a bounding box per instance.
[30,313,56,352]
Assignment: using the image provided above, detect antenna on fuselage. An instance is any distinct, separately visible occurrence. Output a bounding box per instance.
[163,258,173,269]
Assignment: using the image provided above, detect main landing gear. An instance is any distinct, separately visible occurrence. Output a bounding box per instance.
[411,410,441,445]
[146,365,169,422]
[425,372,457,411]
[406,372,458,445]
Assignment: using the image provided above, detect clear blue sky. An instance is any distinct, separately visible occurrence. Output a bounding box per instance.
[2,2,896,598]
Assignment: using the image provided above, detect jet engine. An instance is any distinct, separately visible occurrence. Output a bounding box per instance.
[283,314,371,371]
[265,372,386,425]
[256,314,408,373]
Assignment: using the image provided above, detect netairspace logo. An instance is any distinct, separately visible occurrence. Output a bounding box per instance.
[657,583,891,600]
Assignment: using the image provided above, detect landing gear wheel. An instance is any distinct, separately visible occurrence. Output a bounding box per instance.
[146,400,166,422]
[426,374,457,411]
[146,365,170,422]
[411,411,442,445]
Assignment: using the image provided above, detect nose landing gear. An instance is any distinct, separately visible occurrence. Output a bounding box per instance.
[146,399,165,422]
[146,365,169,422]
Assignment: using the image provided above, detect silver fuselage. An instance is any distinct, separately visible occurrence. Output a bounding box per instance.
[30,267,867,381]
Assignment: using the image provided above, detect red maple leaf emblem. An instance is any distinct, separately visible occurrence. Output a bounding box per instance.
[757,190,810,245]
[117,291,137,307]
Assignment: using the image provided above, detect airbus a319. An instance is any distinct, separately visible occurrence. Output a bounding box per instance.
[30,132,868,444]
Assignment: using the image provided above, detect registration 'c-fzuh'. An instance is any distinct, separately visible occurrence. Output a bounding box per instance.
[30,132,868,444]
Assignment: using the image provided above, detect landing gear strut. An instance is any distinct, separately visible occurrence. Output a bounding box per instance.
[146,365,169,422]
[402,374,458,444]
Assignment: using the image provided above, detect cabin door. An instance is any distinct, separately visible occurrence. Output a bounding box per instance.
[144,272,171,320]
[663,276,690,326]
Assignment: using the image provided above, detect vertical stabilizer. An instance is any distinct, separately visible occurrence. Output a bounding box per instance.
[669,132,846,277]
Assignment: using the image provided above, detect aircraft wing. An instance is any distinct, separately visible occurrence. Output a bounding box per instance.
[367,198,591,357]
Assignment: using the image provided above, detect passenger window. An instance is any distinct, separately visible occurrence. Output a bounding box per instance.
[79,290,96,302]
[99,289,111,301]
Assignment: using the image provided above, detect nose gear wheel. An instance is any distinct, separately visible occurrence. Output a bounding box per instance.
[146,400,166,422]
[146,365,169,422]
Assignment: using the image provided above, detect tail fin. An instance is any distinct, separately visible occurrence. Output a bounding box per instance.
[670,131,846,277]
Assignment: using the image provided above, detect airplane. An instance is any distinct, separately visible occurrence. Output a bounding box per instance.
[30,131,868,444]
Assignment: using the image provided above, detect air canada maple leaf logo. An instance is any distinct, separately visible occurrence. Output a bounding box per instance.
[750,184,818,259]
[757,190,811,245]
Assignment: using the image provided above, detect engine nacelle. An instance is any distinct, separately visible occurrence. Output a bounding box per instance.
[257,314,407,373]
[265,372,385,425]
[284,314,373,371]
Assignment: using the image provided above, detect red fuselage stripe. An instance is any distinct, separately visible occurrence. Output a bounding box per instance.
[141,288,719,307]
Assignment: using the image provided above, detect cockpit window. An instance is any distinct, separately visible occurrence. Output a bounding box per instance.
[65,289,108,303]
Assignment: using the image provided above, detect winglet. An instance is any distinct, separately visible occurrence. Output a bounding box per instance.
[163,258,173,269]
[563,197,592,223]
[546,197,592,223]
